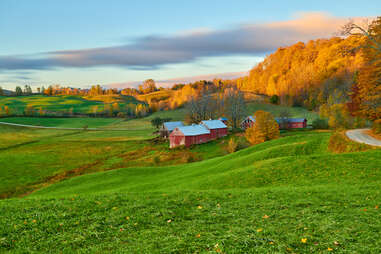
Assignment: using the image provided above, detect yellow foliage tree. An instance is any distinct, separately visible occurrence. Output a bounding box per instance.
[245,110,280,145]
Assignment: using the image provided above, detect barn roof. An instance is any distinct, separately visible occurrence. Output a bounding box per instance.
[275,118,306,123]
[163,121,184,131]
[176,125,210,136]
[201,120,227,129]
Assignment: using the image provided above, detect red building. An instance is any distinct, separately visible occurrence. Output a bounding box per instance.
[275,118,307,129]
[240,116,256,130]
[169,125,211,148]
[201,120,228,139]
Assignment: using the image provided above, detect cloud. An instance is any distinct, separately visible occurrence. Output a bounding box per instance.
[107,71,248,89]
[0,12,366,71]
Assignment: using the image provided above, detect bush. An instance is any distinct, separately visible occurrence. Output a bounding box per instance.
[269,95,279,105]
[226,138,238,153]
[186,154,195,163]
[328,132,371,153]
[153,155,160,165]
[312,118,329,129]
[372,119,381,134]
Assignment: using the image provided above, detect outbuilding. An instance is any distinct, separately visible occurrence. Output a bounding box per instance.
[201,120,228,139]
[275,118,307,129]
[240,116,256,130]
[169,124,211,148]
[160,121,184,138]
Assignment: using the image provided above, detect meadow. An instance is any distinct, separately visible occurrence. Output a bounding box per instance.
[0,130,380,253]
[0,95,141,115]
[1,102,379,253]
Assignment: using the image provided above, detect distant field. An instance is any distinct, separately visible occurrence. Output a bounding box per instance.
[0,95,141,115]
[246,102,318,123]
[0,117,122,128]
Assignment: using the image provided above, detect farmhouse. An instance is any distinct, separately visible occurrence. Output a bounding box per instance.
[201,120,228,139]
[240,116,255,130]
[169,124,210,148]
[275,118,307,129]
[160,121,185,138]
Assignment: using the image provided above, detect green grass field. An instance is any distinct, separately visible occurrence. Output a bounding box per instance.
[0,95,141,115]
[0,127,380,252]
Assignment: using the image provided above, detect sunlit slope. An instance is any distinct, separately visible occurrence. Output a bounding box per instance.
[32,132,381,197]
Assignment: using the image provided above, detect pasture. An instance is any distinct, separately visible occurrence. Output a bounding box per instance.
[0,131,380,252]
[0,95,141,115]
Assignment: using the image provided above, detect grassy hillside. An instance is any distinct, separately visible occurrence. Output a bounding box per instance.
[0,117,122,128]
[0,95,141,115]
[1,131,380,252]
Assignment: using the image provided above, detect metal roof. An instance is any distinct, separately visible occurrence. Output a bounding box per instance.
[201,120,227,129]
[218,117,228,121]
[163,121,184,131]
[175,125,210,136]
[275,118,306,123]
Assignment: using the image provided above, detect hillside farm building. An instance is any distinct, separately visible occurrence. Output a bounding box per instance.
[240,116,307,130]
[201,120,228,139]
[169,125,211,148]
[160,121,185,138]
[240,116,255,129]
[275,118,307,129]
[169,119,228,148]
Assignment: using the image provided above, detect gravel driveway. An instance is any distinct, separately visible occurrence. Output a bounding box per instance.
[346,129,381,147]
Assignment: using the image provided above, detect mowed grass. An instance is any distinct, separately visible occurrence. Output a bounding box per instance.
[0,131,380,252]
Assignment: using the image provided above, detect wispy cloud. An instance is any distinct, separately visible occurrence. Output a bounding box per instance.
[0,12,365,71]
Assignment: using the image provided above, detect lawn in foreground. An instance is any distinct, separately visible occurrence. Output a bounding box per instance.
[1,184,380,253]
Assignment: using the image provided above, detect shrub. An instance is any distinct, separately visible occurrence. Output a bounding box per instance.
[186,154,196,163]
[312,118,329,129]
[328,132,371,153]
[372,119,381,134]
[269,95,279,105]
[153,155,160,165]
[226,138,238,153]
[117,112,126,118]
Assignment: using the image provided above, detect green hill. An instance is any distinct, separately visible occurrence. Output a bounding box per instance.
[0,95,141,115]
[1,131,380,253]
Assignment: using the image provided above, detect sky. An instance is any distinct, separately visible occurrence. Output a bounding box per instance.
[0,0,379,90]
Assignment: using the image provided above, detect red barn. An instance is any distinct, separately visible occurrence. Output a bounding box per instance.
[240,116,255,130]
[275,118,307,129]
[169,125,210,148]
[201,120,228,139]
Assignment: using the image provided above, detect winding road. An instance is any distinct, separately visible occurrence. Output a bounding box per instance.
[346,129,381,147]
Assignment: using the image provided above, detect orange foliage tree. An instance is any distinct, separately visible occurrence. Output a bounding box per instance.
[245,110,279,145]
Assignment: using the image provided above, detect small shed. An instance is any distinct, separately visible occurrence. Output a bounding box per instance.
[169,125,210,148]
[160,121,184,138]
[240,116,256,130]
[201,120,228,139]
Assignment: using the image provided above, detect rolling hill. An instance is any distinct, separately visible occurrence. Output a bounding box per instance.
[1,131,380,253]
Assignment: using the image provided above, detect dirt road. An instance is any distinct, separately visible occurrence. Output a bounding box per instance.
[346,129,381,147]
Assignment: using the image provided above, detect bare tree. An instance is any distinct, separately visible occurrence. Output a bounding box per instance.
[341,18,381,53]
[224,88,247,128]
[279,109,292,129]
[185,93,218,123]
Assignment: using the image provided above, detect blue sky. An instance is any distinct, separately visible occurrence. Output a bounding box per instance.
[0,0,379,89]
